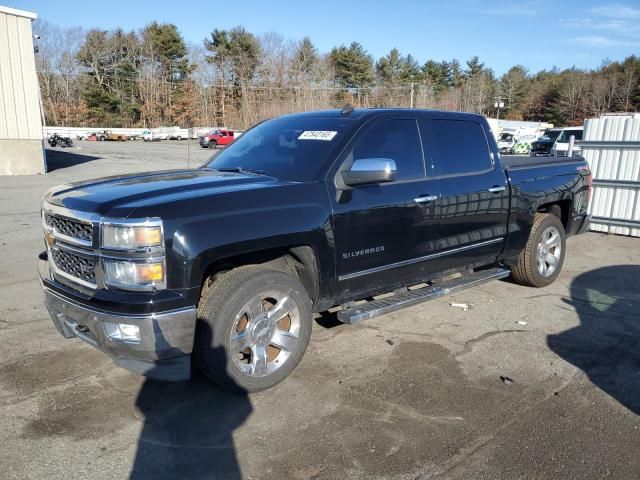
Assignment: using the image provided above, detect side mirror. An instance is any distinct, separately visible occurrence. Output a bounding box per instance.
[341,158,397,186]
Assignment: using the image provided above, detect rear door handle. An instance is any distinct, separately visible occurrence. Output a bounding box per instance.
[488,186,506,193]
[414,195,438,203]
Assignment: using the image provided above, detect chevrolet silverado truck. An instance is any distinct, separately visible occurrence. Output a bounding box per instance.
[39,109,592,392]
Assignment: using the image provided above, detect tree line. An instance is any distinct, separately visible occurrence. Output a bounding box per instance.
[35,20,640,130]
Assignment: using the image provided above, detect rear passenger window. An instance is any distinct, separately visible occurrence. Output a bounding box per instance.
[428,119,491,176]
[352,119,424,181]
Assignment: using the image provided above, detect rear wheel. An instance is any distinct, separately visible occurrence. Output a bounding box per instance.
[195,266,313,392]
[511,213,566,287]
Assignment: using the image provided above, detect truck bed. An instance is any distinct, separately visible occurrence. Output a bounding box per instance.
[502,155,584,170]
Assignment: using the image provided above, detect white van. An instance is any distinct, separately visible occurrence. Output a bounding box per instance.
[551,127,584,157]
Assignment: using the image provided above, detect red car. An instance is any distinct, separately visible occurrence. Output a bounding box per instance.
[199,129,235,149]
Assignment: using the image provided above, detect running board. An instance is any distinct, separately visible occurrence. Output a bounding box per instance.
[337,267,510,325]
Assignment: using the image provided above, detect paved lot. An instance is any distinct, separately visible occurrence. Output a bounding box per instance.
[1,141,639,479]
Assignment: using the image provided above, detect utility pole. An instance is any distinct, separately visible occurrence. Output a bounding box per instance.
[410,83,415,109]
[494,97,505,119]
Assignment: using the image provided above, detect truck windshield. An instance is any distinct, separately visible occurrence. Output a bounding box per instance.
[204,116,353,181]
[540,130,561,141]
[500,133,514,142]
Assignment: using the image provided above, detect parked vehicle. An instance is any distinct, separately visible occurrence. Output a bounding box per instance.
[551,127,584,157]
[168,128,189,140]
[39,109,592,392]
[85,133,98,141]
[141,130,156,142]
[199,129,235,148]
[497,130,517,154]
[498,127,544,155]
[98,130,127,141]
[47,134,73,148]
[530,128,562,156]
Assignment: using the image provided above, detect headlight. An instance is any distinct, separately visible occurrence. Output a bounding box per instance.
[103,259,165,290]
[102,221,163,250]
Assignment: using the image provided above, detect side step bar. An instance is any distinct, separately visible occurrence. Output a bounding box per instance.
[337,267,511,325]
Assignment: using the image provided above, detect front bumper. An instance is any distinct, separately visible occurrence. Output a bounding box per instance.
[43,284,197,381]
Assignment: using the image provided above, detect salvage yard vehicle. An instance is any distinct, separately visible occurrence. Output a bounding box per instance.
[47,133,73,148]
[531,128,562,156]
[497,130,517,154]
[98,130,128,141]
[199,128,235,148]
[39,108,592,392]
[551,127,584,157]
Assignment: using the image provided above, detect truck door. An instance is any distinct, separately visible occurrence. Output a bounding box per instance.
[329,115,441,299]
[419,116,509,273]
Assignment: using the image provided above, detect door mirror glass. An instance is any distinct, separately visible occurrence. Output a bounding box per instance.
[342,158,397,186]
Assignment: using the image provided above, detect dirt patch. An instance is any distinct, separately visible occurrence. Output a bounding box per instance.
[22,376,141,440]
[0,346,108,399]
[0,346,142,441]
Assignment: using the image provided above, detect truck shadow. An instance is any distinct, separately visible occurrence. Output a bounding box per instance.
[130,322,252,480]
[45,148,101,172]
[548,265,640,414]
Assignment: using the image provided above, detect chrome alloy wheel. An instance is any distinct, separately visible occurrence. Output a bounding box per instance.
[229,291,301,377]
[537,225,562,277]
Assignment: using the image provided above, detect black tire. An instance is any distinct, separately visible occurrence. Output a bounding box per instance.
[195,265,313,392]
[208,140,217,149]
[511,213,566,287]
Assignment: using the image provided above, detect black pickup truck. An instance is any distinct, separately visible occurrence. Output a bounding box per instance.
[39,109,592,391]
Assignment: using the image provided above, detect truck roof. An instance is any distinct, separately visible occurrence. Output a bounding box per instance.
[276,108,487,123]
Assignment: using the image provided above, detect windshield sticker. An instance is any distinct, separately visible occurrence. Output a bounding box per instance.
[298,130,337,141]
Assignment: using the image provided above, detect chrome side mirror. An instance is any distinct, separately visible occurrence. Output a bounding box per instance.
[341,158,397,186]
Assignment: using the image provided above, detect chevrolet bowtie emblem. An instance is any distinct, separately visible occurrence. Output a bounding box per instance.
[45,231,55,247]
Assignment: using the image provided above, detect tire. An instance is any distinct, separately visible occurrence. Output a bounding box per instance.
[195,265,313,392]
[208,140,217,149]
[511,213,566,287]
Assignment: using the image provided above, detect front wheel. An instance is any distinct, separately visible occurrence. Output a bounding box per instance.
[511,213,566,287]
[208,140,217,149]
[195,266,313,392]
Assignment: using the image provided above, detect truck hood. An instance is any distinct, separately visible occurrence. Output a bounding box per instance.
[44,168,282,218]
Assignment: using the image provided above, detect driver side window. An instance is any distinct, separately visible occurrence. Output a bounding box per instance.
[351,118,425,181]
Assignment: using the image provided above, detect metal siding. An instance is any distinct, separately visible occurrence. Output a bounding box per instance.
[0,11,41,141]
[583,114,640,237]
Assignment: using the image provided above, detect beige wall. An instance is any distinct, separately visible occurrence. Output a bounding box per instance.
[0,6,45,175]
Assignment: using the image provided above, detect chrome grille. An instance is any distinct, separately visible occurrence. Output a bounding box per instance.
[44,213,93,243]
[50,248,97,285]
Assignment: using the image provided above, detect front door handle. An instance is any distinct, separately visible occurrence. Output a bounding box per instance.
[415,195,438,203]
[488,186,506,193]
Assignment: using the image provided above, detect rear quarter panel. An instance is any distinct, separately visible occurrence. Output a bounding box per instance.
[502,160,590,263]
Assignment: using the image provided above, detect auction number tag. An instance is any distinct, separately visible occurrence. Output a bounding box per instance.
[298,131,337,141]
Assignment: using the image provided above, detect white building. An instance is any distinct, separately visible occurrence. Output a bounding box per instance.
[0,5,45,175]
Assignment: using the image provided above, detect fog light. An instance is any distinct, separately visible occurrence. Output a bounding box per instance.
[104,321,141,343]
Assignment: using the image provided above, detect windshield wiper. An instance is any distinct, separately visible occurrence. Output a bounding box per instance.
[216,167,265,175]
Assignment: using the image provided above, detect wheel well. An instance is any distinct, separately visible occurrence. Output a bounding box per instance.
[200,245,320,305]
[537,200,570,228]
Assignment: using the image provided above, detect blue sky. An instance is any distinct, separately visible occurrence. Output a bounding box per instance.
[8,0,640,74]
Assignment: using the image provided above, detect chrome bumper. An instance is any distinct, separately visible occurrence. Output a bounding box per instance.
[43,286,196,381]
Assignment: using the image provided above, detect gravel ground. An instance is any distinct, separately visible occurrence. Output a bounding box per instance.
[1,141,639,479]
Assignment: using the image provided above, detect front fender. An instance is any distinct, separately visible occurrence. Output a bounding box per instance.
[162,183,335,302]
